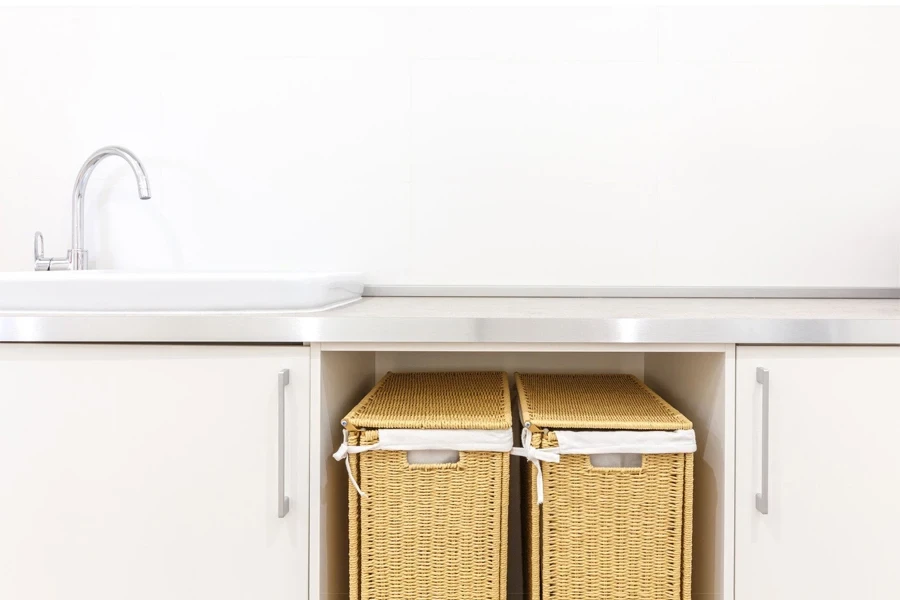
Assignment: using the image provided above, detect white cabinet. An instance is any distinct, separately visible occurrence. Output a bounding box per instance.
[0,344,310,600]
[735,346,900,599]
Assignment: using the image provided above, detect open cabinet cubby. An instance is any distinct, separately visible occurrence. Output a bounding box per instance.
[310,344,735,600]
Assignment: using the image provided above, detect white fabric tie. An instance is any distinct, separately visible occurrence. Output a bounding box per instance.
[511,428,560,505]
[332,429,378,497]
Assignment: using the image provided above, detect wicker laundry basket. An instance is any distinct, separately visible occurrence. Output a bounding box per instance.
[515,373,696,600]
[334,371,513,600]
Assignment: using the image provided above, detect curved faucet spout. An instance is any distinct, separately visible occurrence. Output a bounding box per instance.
[69,146,151,270]
[34,145,152,271]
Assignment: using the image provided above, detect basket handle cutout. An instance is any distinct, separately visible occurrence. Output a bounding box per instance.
[406,449,461,465]
[589,453,643,469]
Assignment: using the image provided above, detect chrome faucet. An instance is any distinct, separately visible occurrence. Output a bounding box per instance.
[34,146,151,271]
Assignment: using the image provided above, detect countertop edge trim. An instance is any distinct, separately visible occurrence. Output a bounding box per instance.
[3,315,900,345]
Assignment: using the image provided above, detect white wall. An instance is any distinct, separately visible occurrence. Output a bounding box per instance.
[2,6,899,286]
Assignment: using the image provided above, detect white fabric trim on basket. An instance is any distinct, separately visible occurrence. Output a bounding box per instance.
[516,428,696,505]
[333,428,515,497]
[555,429,697,455]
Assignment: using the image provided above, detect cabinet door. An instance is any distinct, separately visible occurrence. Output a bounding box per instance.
[736,346,900,599]
[0,344,309,600]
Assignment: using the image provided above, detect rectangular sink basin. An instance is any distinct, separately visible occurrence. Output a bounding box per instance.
[0,271,363,312]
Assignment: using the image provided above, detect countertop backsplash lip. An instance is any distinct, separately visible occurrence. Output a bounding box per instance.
[361,285,900,300]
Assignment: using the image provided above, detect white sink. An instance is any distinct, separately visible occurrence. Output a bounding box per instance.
[0,271,363,312]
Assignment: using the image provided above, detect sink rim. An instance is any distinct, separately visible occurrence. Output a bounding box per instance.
[0,270,362,282]
[0,270,364,313]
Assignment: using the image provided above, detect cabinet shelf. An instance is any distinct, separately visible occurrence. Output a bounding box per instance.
[310,344,735,600]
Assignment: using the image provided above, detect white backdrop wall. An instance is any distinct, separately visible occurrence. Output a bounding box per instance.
[2,6,899,286]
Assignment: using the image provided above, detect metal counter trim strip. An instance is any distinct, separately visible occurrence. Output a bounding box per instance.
[3,314,900,344]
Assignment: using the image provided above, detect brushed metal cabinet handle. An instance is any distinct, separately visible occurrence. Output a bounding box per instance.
[278,369,290,518]
[756,367,770,515]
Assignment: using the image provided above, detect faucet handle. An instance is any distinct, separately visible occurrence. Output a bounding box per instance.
[34,231,54,271]
[34,231,71,271]
[34,231,45,262]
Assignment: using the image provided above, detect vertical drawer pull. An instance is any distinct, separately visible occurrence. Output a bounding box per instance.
[278,369,290,518]
[756,367,770,515]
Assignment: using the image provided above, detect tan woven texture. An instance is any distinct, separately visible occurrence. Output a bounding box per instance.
[343,371,512,430]
[345,372,511,600]
[517,373,694,600]
[516,373,692,431]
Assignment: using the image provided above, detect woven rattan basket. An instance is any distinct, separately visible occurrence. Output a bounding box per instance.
[516,373,695,600]
[337,371,513,600]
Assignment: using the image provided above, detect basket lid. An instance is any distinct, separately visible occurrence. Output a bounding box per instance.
[343,371,512,430]
[515,373,692,431]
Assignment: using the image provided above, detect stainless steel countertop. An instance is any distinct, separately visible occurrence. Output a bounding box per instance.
[2,297,900,344]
